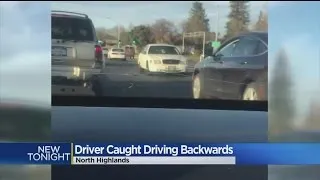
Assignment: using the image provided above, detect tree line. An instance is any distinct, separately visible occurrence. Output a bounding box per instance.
[96,1,268,51]
[269,48,320,140]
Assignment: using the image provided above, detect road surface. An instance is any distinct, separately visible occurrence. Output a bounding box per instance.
[95,58,197,98]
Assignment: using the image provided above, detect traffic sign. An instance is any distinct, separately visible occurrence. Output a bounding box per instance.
[211,41,221,49]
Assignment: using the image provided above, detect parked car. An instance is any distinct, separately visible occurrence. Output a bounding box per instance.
[138,44,188,74]
[51,10,104,95]
[107,48,126,60]
[192,32,268,101]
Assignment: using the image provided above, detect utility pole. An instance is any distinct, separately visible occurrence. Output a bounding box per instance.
[117,24,120,48]
[215,4,219,42]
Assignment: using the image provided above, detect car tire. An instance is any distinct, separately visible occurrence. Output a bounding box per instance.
[145,61,152,75]
[87,75,103,96]
[138,62,144,73]
[192,74,204,99]
[242,82,263,101]
[146,61,150,71]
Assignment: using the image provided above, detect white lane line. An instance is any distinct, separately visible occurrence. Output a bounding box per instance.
[128,83,134,88]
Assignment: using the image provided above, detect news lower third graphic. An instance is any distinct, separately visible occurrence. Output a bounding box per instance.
[72,144,235,165]
[28,145,70,163]
[0,143,319,165]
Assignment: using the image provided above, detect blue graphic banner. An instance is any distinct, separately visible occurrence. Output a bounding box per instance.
[0,143,319,165]
[0,143,70,164]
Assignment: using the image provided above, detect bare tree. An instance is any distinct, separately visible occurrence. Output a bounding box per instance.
[151,19,177,44]
[96,27,112,40]
[130,25,155,48]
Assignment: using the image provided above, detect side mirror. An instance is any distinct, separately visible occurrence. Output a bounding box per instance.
[204,47,214,57]
[213,53,223,61]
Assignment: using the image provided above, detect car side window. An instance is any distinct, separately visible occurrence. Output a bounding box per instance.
[257,41,268,54]
[232,37,261,56]
[215,40,239,57]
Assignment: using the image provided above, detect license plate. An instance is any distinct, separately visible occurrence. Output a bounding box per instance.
[52,47,67,56]
[168,66,176,71]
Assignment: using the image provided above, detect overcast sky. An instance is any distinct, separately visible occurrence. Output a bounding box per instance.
[52,1,267,36]
[0,2,50,106]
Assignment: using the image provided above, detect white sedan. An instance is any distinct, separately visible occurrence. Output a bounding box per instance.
[107,48,126,60]
[138,44,188,73]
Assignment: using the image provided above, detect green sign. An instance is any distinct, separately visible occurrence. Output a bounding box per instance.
[132,38,140,45]
[211,41,221,49]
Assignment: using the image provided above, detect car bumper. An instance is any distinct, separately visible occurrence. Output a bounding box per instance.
[149,64,187,73]
[52,65,101,80]
[52,85,95,96]
[109,55,125,59]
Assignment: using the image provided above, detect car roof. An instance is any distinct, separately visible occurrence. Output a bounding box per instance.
[148,44,176,47]
[51,11,90,20]
[238,31,268,44]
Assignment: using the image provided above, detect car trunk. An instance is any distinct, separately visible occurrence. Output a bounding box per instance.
[51,16,95,68]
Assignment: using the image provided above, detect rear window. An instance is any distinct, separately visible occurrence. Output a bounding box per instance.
[52,16,95,41]
[112,49,124,52]
[125,47,134,50]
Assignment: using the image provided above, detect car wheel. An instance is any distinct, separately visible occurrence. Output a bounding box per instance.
[138,61,144,73]
[192,74,204,99]
[145,61,152,75]
[89,75,103,96]
[146,61,150,71]
[242,82,262,101]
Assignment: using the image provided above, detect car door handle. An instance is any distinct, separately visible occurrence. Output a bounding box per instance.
[240,61,247,65]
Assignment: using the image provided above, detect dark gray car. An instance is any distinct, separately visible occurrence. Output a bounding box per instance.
[192,32,268,101]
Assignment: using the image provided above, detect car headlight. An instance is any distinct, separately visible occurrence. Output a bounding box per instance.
[153,60,161,64]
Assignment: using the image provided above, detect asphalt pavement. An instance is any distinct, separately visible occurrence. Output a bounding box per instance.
[96,58,197,98]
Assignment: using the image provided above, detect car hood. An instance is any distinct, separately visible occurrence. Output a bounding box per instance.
[147,54,186,61]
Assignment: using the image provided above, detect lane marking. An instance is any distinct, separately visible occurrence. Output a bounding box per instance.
[128,83,134,88]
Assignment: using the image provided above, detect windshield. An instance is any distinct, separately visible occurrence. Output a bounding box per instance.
[52,16,94,41]
[112,49,124,52]
[148,46,179,55]
[51,2,268,103]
